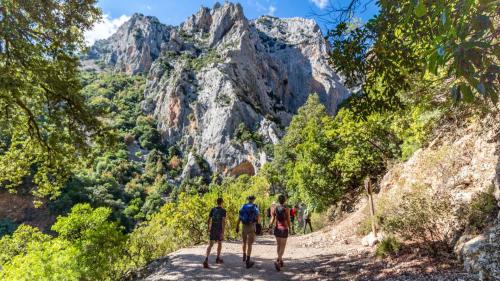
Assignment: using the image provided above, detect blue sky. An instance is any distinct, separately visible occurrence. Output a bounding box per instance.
[85,0,378,44]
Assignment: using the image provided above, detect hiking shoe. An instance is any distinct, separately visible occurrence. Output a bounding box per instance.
[203,260,209,269]
[246,260,255,269]
[280,260,284,267]
[242,254,247,262]
[274,261,281,271]
[216,257,224,264]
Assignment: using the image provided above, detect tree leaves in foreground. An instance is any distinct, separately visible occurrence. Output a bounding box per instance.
[328,0,499,114]
[0,0,103,199]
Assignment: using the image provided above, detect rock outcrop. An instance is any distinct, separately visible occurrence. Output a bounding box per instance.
[87,13,172,75]
[86,2,350,178]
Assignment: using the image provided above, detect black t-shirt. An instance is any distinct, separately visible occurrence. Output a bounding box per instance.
[209,207,226,231]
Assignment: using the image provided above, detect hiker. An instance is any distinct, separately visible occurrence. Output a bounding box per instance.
[269,194,291,271]
[297,203,305,228]
[290,205,297,234]
[303,206,313,234]
[236,195,260,268]
[203,197,226,268]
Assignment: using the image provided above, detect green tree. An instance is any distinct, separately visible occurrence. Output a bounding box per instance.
[0,0,103,199]
[51,203,126,280]
[328,0,498,114]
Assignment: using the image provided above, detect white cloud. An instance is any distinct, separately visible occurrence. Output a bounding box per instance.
[146,5,152,10]
[310,0,329,9]
[267,5,276,16]
[84,14,130,45]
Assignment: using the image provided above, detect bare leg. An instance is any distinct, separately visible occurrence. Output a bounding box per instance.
[216,241,222,258]
[278,238,287,261]
[275,236,280,259]
[205,240,215,258]
[242,234,247,256]
[247,235,254,257]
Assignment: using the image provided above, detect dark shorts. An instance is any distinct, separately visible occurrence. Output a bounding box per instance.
[210,228,223,241]
[274,227,289,238]
[290,216,295,223]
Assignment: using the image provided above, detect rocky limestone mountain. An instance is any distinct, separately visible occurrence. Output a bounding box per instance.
[85,2,350,179]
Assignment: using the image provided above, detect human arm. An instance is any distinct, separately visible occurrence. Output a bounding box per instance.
[208,208,213,233]
[222,217,226,238]
[269,209,275,228]
[286,208,291,230]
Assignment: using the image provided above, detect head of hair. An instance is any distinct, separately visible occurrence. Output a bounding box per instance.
[278,194,286,205]
[216,197,224,205]
[247,195,256,202]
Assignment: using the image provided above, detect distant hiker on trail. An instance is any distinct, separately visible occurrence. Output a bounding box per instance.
[265,206,272,226]
[298,203,305,228]
[269,194,291,271]
[303,206,313,234]
[290,205,297,234]
[236,195,260,269]
[203,197,226,269]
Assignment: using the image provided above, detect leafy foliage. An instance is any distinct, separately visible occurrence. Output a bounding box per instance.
[375,236,401,257]
[0,0,104,199]
[378,185,459,252]
[266,92,438,209]
[462,185,498,234]
[328,0,499,110]
[0,204,125,281]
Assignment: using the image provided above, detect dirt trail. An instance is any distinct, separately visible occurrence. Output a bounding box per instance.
[141,227,475,281]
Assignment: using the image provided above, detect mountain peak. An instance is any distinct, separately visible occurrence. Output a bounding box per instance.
[84,3,349,177]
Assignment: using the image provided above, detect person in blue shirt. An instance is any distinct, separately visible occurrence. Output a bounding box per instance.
[236,195,260,268]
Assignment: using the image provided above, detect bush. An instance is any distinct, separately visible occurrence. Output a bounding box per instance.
[124,133,135,145]
[375,236,401,257]
[310,211,329,231]
[380,185,458,252]
[464,186,498,234]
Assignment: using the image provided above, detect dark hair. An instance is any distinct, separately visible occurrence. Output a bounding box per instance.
[247,195,256,202]
[216,198,224,205]
[278,194,286,205]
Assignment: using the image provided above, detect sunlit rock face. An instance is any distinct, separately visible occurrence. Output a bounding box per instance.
[87,2,350,178]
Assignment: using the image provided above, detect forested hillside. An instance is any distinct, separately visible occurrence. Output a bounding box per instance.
[0,0,498,280]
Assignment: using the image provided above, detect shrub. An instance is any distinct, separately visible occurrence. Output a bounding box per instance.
[464,186,498,234]
[375,236,401,257]
[310,211,329,231]
[380,185,458,252]
[168,155,182,170]
[124,133,135,145]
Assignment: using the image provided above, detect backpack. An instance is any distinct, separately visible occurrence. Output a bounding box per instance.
[239,204,257,224]
[275,205,286,223]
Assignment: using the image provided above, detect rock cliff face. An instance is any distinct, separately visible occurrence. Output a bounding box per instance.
[86,2,349,177]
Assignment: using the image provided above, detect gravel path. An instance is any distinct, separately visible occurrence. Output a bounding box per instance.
[140,199,476,281]
[141,232,476,281]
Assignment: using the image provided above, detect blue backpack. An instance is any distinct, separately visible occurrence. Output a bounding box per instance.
[239,204,258,224]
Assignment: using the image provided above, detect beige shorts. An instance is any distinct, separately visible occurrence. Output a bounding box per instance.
[242,223,256,242]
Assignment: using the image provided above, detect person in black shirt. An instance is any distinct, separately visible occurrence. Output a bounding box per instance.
[203,197,227,268]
